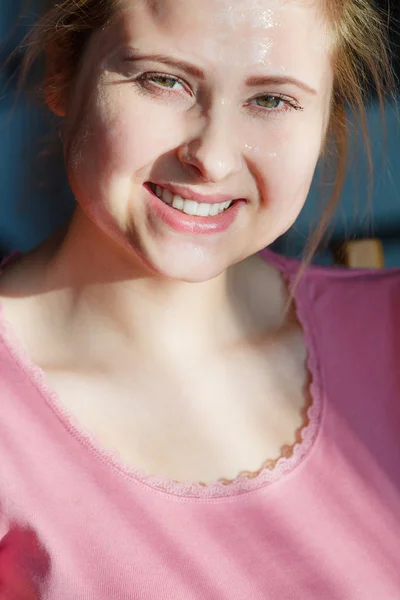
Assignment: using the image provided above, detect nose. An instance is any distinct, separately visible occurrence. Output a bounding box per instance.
[178,111,243,183]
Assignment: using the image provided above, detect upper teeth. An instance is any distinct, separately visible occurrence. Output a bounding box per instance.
[154,185,233,216]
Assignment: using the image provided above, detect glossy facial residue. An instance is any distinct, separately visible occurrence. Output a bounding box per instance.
[62,0,333,282]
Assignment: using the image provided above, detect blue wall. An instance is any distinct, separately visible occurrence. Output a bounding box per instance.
[275,102,400,266]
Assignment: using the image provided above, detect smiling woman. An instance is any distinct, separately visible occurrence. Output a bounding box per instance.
[19,0,393,279]
[0,0,399,598]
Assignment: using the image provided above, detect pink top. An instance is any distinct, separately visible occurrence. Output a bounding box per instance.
[0,248,400,599]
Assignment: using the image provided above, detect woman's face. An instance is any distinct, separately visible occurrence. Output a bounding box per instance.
[63,0,333,281]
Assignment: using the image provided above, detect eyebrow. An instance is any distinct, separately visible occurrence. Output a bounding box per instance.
[123,51,205,80]
[245,75,317,95]
[124,50,317,95]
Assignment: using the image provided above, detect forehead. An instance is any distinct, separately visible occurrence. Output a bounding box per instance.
[113,0,330,76]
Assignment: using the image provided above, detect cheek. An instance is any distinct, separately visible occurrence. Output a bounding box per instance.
[253,118,323,222]
[67,87,186,181]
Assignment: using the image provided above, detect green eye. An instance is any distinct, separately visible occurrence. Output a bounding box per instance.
[255,95,282,109]
[151,76,178,88]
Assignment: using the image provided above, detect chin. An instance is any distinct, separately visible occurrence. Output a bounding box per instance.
[142,244,230,283]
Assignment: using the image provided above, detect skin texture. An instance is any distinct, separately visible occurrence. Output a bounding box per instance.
[0,0,335,483]
[62,0,333,282]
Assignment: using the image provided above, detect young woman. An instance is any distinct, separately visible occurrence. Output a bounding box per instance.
[0,0,398,597]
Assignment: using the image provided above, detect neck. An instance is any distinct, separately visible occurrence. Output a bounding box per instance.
[36,208,252,363]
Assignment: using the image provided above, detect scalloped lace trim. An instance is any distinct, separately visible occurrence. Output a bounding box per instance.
[0,250,323,499]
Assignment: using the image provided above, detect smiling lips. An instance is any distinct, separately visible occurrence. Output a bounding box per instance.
[145,181,246,235]
[148,182,239,217]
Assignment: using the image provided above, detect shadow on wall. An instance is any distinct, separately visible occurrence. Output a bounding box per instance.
[0,0,74,257]
[0,100,74,257]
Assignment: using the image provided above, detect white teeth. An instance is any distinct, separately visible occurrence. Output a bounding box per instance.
[172,195,184,210]
[197,203,211,217]
[210,204,220,216]
[163,189,173,205]
[182,200,198,216]
[154,184,233,217]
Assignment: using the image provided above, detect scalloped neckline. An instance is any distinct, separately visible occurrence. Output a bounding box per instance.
[0,249,323,500]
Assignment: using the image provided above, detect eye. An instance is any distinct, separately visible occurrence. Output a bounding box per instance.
[134,72,190,96]
[146,74,185,90]
[254,95,284,109]
[248,94,302,113]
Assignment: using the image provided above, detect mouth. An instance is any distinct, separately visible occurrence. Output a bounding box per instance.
[147,182,236,217]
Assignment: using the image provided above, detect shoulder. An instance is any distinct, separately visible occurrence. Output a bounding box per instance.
[259,246,400,289]
[259,248,400,334]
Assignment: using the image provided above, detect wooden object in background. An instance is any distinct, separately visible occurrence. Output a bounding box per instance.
[343,239,385,269]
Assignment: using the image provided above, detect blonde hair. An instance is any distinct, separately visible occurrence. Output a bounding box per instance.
[19,0,395,259]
